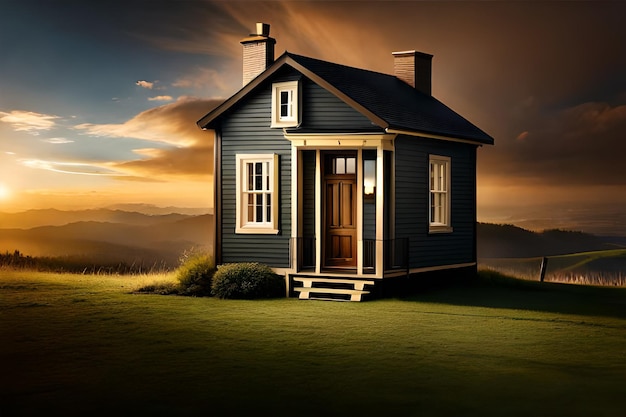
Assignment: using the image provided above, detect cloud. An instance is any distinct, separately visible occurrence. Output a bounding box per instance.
[43,137,74,144]
[481,101,626,187]
[148,95,174,102]
[516,131,529,141]
[21,159,122,176]
[0,110,59,134]
[173,68,232,95]
[75,96,220,147]
[74,97,220,181]
[112,145,213,180]
[136,80,155,89]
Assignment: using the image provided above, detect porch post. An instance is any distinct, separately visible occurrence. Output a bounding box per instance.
[291,145,299,273]
[375,146,384,277]
[357,148,364,275]
[315,150,322,274]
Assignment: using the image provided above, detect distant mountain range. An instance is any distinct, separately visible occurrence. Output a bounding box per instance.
[103,204,212,216]
[0,207,211,229]
[477,222,626,258]
[0,208,213,269]
[1,207,625,269]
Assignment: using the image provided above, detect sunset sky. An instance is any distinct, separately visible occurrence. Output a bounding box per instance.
[2,1,626,234]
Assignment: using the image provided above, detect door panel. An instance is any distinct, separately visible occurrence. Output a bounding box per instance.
[324,178,357,267]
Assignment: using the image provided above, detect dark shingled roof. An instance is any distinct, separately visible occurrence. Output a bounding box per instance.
[198,51,494,145]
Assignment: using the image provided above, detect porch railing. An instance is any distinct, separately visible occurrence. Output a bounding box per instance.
[363,238,409,273]
[293,237,409,274]
[294,236,316,271]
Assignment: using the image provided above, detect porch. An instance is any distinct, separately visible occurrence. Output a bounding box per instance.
[286,135,402,300]
[289,237,409,301]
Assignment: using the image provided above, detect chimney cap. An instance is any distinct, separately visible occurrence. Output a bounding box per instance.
[392,50,433,59]
[255,22,270,37]
[240,22,275,45]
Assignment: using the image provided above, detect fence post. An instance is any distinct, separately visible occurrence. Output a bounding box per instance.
[539,257,549,282]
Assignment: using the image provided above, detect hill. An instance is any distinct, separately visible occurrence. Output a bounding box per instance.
[477,222,622,258]
[0,208,199,229]
[0,214,213,269]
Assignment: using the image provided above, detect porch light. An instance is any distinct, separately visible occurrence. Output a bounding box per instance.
[364,159,376,201]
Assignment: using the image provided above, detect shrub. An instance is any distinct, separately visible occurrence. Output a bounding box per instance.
[176,252,216,296]
[211,262,284,299]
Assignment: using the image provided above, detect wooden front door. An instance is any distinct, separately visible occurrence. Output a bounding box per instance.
[324,154,357,268]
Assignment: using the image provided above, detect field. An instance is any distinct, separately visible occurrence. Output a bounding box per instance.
[479,249,626,286]
[2,269,626,416]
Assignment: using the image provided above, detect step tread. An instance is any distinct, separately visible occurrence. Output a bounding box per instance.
[294,287,370,295]
[293,278,375,285]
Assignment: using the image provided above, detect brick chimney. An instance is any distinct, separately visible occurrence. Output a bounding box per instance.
[240,23,276,86]
[392,50,433,95]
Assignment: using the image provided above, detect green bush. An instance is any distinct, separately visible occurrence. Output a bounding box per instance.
[176,252,216,296]
[211,262,284,299]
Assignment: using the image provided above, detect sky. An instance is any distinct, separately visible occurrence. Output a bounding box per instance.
[1,0,626,234]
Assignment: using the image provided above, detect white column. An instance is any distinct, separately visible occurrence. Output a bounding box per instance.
[375,146,384,277]
[315,150,322,274]
[357,148,363,275]
[291,146,299,273]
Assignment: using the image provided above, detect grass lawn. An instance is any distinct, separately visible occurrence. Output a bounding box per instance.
[2,270,625,416]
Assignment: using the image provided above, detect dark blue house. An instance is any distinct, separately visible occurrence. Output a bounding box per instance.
[198,23,494,301]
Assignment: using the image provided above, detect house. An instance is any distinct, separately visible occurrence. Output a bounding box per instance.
[197,23,494,301]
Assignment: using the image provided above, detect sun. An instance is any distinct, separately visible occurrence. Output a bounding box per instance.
[0,183,12,200]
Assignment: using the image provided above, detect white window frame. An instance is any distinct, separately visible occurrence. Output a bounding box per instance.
[429,155,453,233]
[271,81,299,128]
[235,154,279,234]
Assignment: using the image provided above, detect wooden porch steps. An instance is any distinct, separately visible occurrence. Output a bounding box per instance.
[292,277,376,302]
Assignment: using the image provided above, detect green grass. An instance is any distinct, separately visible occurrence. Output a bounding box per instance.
[2,269,626,416]
[480,249,626,286]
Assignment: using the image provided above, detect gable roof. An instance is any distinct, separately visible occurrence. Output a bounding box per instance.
[197,51,494,145]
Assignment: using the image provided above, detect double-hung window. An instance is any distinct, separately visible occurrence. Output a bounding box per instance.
[271,81,299,127]
[236,154,279,234]
[429,155,452,233]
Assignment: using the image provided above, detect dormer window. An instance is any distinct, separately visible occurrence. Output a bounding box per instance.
[271,81,299,127]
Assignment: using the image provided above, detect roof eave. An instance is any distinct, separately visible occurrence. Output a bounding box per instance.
[385,127,494,146]
[196,52,293,130]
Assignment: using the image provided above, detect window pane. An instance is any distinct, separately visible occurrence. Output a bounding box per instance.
[430,192,447,224]
[430,197,435,223]
[266,193,271,222]
[335,158,345,174]
[280,91,290,118]
[256,194,263,222]
[430,163,435,190]
[439,164,445,191]
[432,193,439,223]
[253,162,262,190]
[247,163,253,191]
[346,157,356,174]
[247,193,255,222]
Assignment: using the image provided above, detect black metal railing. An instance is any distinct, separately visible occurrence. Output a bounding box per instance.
[294,237,408,273]
[363,239,376,272]
[364,238,409,272]
[294,236,316,270]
